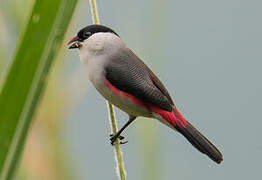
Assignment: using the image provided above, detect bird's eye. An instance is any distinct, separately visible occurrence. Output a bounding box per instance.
[83,31,92,38]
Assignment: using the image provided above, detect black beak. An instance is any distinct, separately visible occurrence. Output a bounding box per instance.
[67,36,82,49]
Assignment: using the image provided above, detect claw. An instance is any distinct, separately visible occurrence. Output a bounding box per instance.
[119,136,125,140]
[110,134,126,145]
[110,136,117,145]
[110,134,125,140]
[120,140,128,145]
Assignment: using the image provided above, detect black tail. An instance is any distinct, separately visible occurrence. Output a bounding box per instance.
[176,121,223,164]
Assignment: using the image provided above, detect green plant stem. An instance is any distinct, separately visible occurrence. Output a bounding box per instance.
[89,0,100,25]
[88,0,126,179]
[107,103,126,180]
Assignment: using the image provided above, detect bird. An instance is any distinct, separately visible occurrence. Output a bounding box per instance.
[67,24,223,164]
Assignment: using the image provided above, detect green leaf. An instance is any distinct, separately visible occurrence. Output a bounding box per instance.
[0,0,78,179]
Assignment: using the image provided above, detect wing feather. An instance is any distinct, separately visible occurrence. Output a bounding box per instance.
[105,48,174,112]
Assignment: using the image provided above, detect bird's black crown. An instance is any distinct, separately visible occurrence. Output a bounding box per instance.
[77,24,118,42]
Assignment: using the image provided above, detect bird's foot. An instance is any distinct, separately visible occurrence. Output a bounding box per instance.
[110,134,128,145]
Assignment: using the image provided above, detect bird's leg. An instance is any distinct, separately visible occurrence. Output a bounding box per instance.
[110,134,125,140]
[110,116,136,145]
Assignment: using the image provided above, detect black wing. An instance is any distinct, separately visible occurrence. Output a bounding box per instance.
[105,47,174,112]
[147,69,174,106]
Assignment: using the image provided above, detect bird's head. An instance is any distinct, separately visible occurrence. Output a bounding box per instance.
[67,24,118,50]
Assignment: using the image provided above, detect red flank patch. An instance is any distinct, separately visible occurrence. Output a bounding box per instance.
[104,79,187,128]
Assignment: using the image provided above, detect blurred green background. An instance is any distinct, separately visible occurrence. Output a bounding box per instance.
[1,0,262,179]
